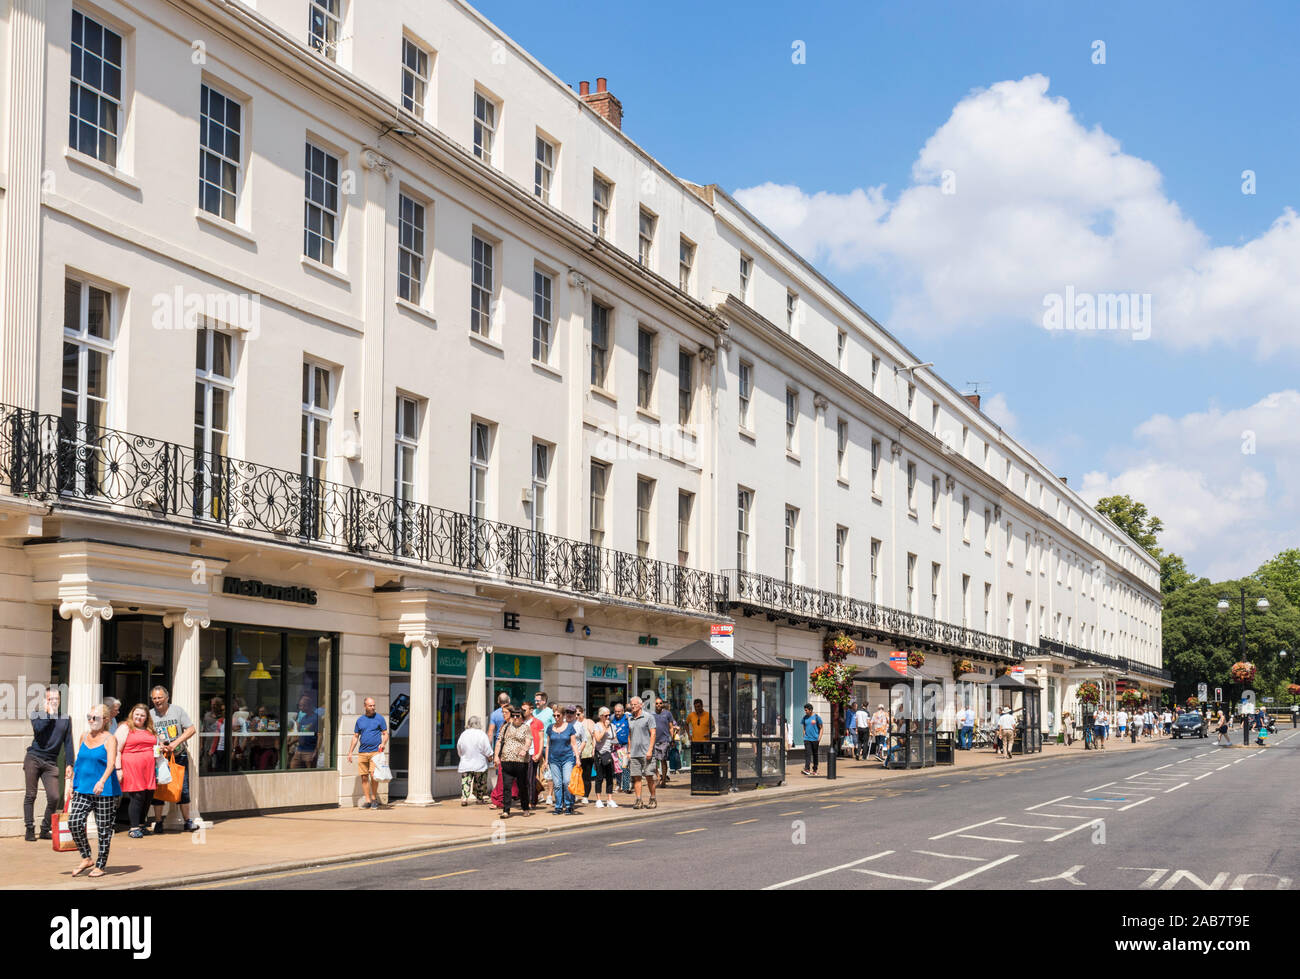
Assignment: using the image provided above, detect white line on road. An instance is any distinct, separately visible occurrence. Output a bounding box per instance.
[1155,764,1172,770]
[852,869,935,883]
[1165,782,1189,793]
[1085,782,1116,792]
[1026,796,1071,811]
[1029,812,1097,819]
[913,850,985,861]
[998,822,1061,830]
[930,817,1006,840]
[930,853,1019,890]
[1046,819,1103,842]
[959,834,1024,843]
[1059,804,1114,810]
[1194,773,1214,781]
[1125,771,1149,779]
[763,851,895,890]
[1119,797,1153,812]
[1217,764,1231,771]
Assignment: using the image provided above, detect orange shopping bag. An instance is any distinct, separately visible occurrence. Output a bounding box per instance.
[153,757,184,804]
[51,785,78,852]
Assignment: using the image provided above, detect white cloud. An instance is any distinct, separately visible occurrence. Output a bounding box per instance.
[734,75,1300,355]
[1079,391,1300,580]
[982,392,1018,432]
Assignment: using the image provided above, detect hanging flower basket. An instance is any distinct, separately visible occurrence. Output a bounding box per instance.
[1077,681,1101,705]
[952,658,976,679]
[823,632,857,663]
[810,662,858,707]
[1230,661,1256,683]
[1119,689,1143,705]
[907,651,926,669]
[1186,695,1199,707]
[996,664,1015,677]
[1288,684,1300,696]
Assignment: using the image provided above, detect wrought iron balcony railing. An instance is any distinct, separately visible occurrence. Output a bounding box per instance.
[0,404,727,616]
[1036,637,1171,682]
[724,569,1034,663]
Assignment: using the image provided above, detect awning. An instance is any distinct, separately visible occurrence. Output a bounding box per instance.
[653,639,793,671]
[955,672,990,684]
[987,673,1041,689]
[853,661,926,685]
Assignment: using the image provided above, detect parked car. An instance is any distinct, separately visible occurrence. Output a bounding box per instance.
[1172,711,1208,738]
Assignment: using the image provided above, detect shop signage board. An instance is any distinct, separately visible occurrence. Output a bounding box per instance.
[710,624,735,659]
[889,652,907,675]
[387,644,467,676]
[222,575,317,605]
[1010,666,1025,682]
[588,662,626,681]
[491,653,542,680]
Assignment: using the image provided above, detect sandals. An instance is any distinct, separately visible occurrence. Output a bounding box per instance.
[647,798,658,809]
[633,799,643,810]
[71,860,93,878]
[87,868,105,878]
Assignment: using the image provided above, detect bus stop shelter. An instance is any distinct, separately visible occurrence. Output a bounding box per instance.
[987,673,1043,755]
[854,661,942,769]
[654,639,792,794]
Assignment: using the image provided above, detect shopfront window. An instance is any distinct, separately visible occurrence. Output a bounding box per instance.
[198,627,229,776]
[437,679,466,768]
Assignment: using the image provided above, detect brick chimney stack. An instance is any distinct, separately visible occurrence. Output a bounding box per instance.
[963,393,981,411]
[579,77,623,131]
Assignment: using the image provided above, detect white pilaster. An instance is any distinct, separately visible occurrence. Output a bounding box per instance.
[402,630,437,806]
[164,609,211,824]
[468,641,491,726]
[60,601,113,746]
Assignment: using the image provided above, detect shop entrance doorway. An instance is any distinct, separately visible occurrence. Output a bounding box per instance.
[585,682,628,716]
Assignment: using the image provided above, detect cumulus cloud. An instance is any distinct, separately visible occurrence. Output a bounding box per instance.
[1078,391,1300,580]
[734,75,1300,355]
[982,392,1018,432]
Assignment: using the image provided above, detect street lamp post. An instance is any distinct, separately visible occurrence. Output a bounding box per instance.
[1215,586,1269,745]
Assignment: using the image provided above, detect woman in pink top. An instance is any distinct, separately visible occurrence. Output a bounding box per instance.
[119,704,158,838]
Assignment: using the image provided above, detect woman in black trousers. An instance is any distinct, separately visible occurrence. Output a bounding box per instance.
[494,710,533,817]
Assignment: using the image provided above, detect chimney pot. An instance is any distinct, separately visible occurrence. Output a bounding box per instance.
[963,393,981,411]
[596,77,607,93]
[579,80,590,96]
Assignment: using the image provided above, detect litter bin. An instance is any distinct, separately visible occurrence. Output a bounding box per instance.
[936,730,955,766]
[690,741,723,796]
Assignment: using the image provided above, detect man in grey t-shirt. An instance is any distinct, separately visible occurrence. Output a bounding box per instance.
[626,696,657,810]
[150,685,198,833]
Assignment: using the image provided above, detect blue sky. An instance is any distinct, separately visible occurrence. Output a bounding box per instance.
[476,0,1300,581]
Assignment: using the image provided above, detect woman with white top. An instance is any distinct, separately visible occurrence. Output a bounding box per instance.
[456,716,494,806]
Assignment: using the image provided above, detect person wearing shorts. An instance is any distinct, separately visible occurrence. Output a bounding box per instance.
[626,696,657,810]
[347,698,389,809]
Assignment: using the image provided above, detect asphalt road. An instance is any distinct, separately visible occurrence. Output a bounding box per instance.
[200,730,1300,890]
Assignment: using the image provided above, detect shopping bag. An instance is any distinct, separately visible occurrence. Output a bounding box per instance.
[155,754,173,786]
[153,758,183,804]
[52,789,78,853]
[371,753,393,782]
[567,765,583,797]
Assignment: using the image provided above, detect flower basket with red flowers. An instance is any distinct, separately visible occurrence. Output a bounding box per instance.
[952,658,976,679]
[1288,684,1300,696]
[1186,695,1199,708]
[1077,681,1101,704]
[907,651,926,669]
[1230,661,1256,683]
[823,632,857,663]
[996,664,1015,677]
[1120,689,1143,705]
[810,662,857,707]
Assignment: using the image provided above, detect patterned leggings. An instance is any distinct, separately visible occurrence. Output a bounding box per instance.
[460,771,487,801]
[68,792,119,869]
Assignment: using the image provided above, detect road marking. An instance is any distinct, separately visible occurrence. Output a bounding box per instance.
[1155,764,1172,770]
[930,817,1005,840]
[608,839,644,847]
[1058,804,1113,810]
[1119,797,1153,812]
[1164,782,1189,793]
[764,850,895,890]
[1026,795,1072,811]
[525,852,570,863]
[1194,772,1214,781]
[779,811,803,816]
[1125,771,1149,779]
[959,834,1024,843]
[1030,812,1096,819]
[1045,819,1103,843]
[419,869,479,881]
[1217,764,1231,771]
[999,822,1061,830]
[1085,782,1116,792]
[1233,758,1245,764]
[820,804,841,810]
[930,853,1019,890]
[853,868,935,883]
[674,828,707,835]
[913,850,984,861]
[733,818,759,825]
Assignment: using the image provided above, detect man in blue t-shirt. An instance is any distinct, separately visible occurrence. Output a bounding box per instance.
[611,702,631,793]
[801,703,823,775]
[347,697,389,810]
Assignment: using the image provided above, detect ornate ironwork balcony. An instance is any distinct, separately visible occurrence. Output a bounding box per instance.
[0,404,727,616]
[1035,637,1170,681]
[724,569,1027,663]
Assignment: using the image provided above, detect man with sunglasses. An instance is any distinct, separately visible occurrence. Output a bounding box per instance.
[23,687,72,841]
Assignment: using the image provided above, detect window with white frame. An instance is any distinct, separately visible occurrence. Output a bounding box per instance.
[1005,521,1014,564]
[837,330,846,369]
[300,362,332,536]
[532,269,554,363]
[470,234,494,337]
[871,355,880,393]
[473,90,497,165]
[739,254,752,300]
[1025,532,1032,572]
[906,461,917,512]
[961,425,969,455]
[870,539,881,602]
[1025,600,1032,643]
[401,37,430,116]
[961,574,970,626]
[397,193,426,304]
[530,441,549,534]
[589,461,608,546]
[469,420,491,520]
[785,389,798,452]
[835,526,848,595]
[303,142,341,266]
[394,395,419,552]
[193,327,233,517]
[1006,593,1014,638]
[931,475,940,525]
[932,403,940,436]
[70,10,124,166]
[677,491,693,566]
[592,174,611,237]
[983,583,992,632]
[738,361,753,429]
[737,488,753,573]
[637,327,656,411]
[678,349,695,425]
[635,478,654,559]
[961,495,970,541]
[871,439,881,495]
[61,277,114,444]
[983,507,992,551]
[534,134,556,203]
[308,0,342,60]
[784,506,799,584]
[678,236,695,292]
[199,85,241,222]
[786,290,798,331]
[931,562,941,617]
[906,553,917,612]
[638,208,657,267]
[907,383,915,418]
[590,300,610,387]
[836,419,848,478]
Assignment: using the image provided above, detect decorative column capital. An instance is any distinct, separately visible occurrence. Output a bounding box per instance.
[890,440,903,457]
[163,609,211,630]
[403,631,438,652]
[698,345,716,366]
[993,504,1002,521]
[59,601,113,622]
[716,333,732,353]
[944,474,956,492]
[567,269,589,292]
[361,148,392,179]
[476,641,495,656]
[813,393,830,415]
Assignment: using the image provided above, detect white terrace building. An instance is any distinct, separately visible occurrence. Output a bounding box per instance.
[0,0,1164,834]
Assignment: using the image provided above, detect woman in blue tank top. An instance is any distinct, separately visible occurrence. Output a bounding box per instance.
[68,704,121,877]
[546,708,582,815]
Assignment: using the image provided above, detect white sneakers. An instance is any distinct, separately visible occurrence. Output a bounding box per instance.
[595,800,605,808]
[607,799,619,808]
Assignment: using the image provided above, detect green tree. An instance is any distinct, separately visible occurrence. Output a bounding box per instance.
[1254,548,1300,610]
[1095,494,1163,555]
[1160,552,1197,597]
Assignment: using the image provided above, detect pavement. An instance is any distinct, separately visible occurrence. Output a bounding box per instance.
[0,733,1189,890]
[203,729,1300,892]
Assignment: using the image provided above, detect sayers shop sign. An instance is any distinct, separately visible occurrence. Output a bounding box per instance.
[221,575,318,605]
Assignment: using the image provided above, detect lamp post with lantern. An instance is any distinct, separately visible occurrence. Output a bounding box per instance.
[1215,586,1270,743]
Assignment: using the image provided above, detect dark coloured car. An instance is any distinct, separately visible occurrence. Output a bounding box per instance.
[1172,712,1208,738]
